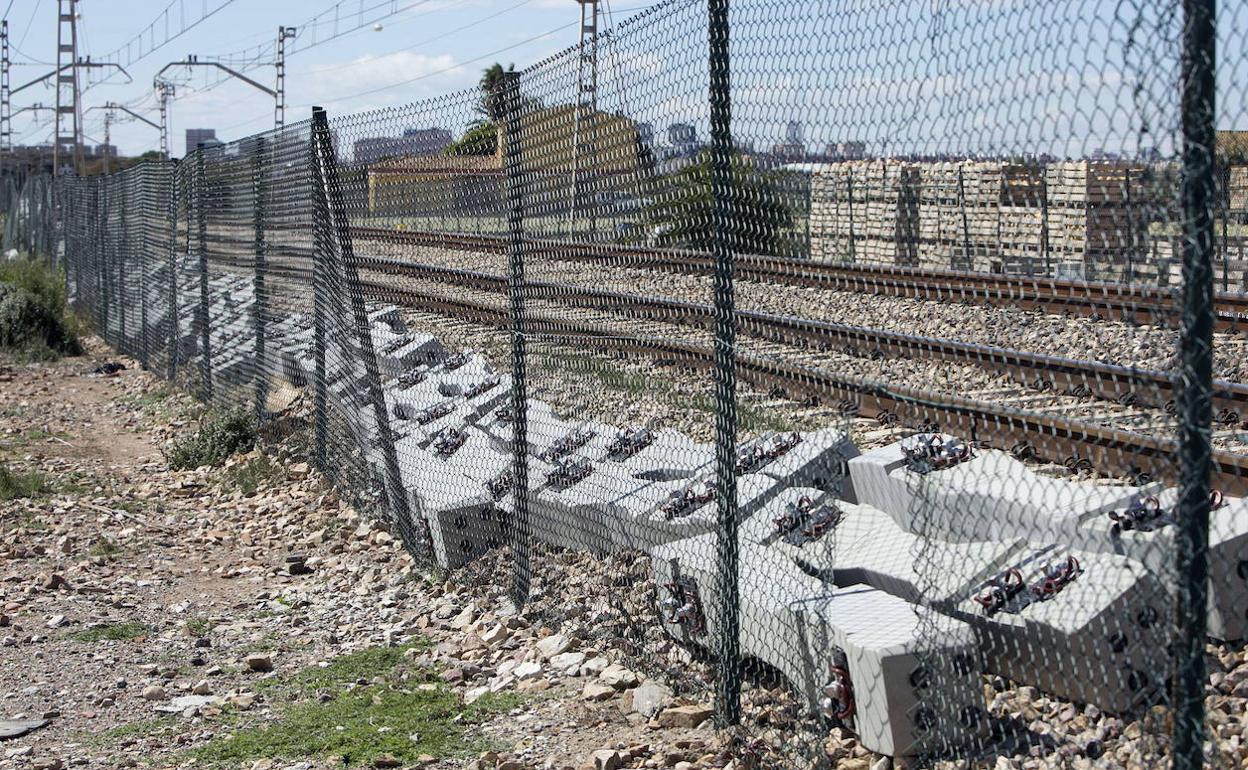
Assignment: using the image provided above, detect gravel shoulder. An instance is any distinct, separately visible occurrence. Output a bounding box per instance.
[0,339,738,770]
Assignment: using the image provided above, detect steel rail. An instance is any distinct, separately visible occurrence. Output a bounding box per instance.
[348,226,1248,332]
[200,252,1248,492]
[198,238,1248,423]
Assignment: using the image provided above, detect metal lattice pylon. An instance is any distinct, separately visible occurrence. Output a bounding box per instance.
[53,0,82,176]
[569,0,598,235]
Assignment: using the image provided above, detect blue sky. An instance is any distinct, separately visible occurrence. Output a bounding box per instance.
[2,0,1245,160]
[3,0,667,156]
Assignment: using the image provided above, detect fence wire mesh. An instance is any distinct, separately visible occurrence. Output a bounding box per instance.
[4,0,1242,767]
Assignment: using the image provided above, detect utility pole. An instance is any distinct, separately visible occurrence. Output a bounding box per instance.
[54,0,82,176]
[569,0,598,236]
[2,20,12,158]
[156,80,175,160]
[102,109,112,174]
[274,27,296,131]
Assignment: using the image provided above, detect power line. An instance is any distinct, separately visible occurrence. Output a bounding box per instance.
[299,0,535,79]
[97,0,241,69]
[16,0,40,49]
[206,0,439,69]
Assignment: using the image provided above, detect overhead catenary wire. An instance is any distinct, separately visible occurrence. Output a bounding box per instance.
[96,0,242,69]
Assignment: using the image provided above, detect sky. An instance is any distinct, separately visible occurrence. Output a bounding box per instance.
[2,0,1246,162]
[2,0,668,157]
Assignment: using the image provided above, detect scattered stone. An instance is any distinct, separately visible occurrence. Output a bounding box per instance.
[599,664,638,689]
[627,681,672,718]
[591,749,623,770]
[535,633,572,660]
[582,681,616,702]
[0,719,49,740]
[657,704,712,729]
[140,685,168,701]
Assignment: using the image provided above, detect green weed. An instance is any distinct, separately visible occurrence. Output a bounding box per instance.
[165,409,256,470]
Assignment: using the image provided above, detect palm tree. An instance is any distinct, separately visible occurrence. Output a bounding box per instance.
[478,62,516,122]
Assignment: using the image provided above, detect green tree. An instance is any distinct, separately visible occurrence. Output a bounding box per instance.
[443,122,498,157]
[477,62,516,122]
[646,150,794,255]
[443,63,516,157]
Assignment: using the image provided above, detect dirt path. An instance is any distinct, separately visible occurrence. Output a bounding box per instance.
[0,340,749,770]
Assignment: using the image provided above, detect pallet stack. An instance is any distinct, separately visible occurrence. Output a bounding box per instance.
[809,159,1157,280]
[809,160,919,264]
[1043,161,1149,282]
[916,162,1046,272]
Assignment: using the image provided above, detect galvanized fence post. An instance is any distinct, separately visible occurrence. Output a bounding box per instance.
[98,178,110,343]
[252,137,269,421]
[118,179,129,354]
[309,106,423,556]
[139,174,151,371]
[195,145,214,402]
[168,160,180,382]
[501,70,532,608]
[308,122,331,474]
[1173,1,1216,768]
[708,0,741,728]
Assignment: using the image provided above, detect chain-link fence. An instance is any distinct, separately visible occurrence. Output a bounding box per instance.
[4,0,1242,767]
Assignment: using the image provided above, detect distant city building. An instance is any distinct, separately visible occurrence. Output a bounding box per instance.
[667,122,696,146]
[353,128,453,165]
[185,128,220,151]
[637,122,655,146]
[786,120,803,145]
[822,141,866,160]
[769,142,806,162]
[94,143,118,159]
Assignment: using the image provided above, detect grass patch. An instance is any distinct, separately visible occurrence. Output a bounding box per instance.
[192,640,507,767]
[0,463,51,500]
[165,409,256,470]
[223,453,285,495]
[70,621,150,642]
[121,386,175,409]
[0,257,81,360]
[266,642,431,694]
[88,537,123,558]
[83,715,178,746]
[186,617,218,637]
[189,684,508,767]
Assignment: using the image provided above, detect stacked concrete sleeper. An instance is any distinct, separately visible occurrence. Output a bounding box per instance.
[174,286,1248,758]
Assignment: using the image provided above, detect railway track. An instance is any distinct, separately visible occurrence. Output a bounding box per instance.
[206,238,1248,423]
[201,241,1248,494]
[357,278,1248,496]
[349,227,1248,333]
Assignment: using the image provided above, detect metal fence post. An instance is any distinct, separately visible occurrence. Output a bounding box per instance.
[309,106,422,555]
[98,178,110,342]
[708,0,740,729]
[118,179,129,353]
[252,137,269,421]
[195,145,214,402]
[168,160,180,382]
[308,124,330,473]
[139,174,151,370]
[1173,1,1216,768]
[500,71,532,608]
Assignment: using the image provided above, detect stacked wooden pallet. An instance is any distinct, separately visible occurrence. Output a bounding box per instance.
[1044,161,1149,281]
[809,160,919,264]
[1229,165,1248,214]
[916,162,1046,272]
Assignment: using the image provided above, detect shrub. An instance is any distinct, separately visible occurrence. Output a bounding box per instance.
[0,257,81,359]
[165,409,257,470]
[0,462,50,500]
